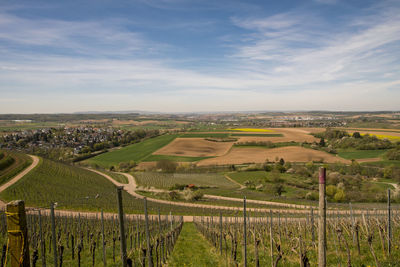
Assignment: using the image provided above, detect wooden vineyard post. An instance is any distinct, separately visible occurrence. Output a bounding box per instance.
[388,189,392,255]
[144,198,153,267]
[219,211,223,255]
[269,210,273,267]
[101,209,106,266]
[318,167,326,267]
[50,203,57,267]
[116,186,127,267]
[243,197,247,267]
[6,200,30,267]
[38,209,46,267]
[311,207,315,246]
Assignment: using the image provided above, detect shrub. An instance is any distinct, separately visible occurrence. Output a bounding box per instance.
[156,159,177,173]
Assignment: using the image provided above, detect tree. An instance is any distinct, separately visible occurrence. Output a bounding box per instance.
[319,138,326,147]
[272,184,285,196]
[352,132,361,138]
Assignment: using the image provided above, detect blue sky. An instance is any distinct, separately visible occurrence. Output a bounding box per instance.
[0,0,399,113]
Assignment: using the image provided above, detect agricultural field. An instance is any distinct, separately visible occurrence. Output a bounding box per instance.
[0,151,32,185]
[197,146,350,166]
[153,138,233,157]
[143,154,213,162]
[338,149,388,160]
[85,134,178,168]
[134,172,237,190]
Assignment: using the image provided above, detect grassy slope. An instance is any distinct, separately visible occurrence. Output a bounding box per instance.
[86,134,178,168]
[167,223,224,267]
[338,149,388,159]
[0,151,32,185]
[0,157,245,216]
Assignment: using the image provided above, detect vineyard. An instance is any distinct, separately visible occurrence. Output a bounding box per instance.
[134,172,237,191]
[0,198,183,266]
[194,206,398,266]
[0,157,257,217]
[0,151,32,186]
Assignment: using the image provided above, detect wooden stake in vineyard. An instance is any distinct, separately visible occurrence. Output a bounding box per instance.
[5,200,30,267]
[144,197,153,267]
[387,189,392,255]
[50,202,57,267]
[243,196,247,267]
[116,186,127,267]
[318,167,326,267]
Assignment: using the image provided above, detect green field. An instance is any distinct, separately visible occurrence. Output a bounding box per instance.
[86,134,178,168]
[180,133,230,138]
[143,154,213,162]
[167,223,224,267]
[361,160,400,167]
[338,149,388,159]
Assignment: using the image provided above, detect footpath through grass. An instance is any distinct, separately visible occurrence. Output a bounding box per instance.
[167,223,224,267]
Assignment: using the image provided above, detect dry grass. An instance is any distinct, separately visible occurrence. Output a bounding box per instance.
[197,146,350,166]
[153,138,234,157]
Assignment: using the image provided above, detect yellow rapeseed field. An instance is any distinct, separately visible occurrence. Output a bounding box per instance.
[229,128,274,132]
[363,134,400,141]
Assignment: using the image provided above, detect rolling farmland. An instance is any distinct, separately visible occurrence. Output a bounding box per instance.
[86,134,178,168]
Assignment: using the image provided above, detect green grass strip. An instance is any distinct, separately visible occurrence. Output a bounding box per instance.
[180,133,230,138]
[167,223,224,267]
[338,149,388,159]
[143,154,214,162]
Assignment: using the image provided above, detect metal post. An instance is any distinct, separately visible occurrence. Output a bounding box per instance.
[116,186,127,267]
[318,167,326,267]
[243,197,247,267]
[101,209,106,266]
[144,198,153,267]
[50,203,57,267]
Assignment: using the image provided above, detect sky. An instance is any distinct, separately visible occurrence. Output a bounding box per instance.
[0,0,399,113]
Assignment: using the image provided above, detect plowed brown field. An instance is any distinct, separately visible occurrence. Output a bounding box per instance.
[197,146,350,166]
[235,128,323,143]
[153,138,234,157]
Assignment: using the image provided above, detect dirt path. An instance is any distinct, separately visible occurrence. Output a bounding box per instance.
[0,155,39,208]
[224,173,246,189]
